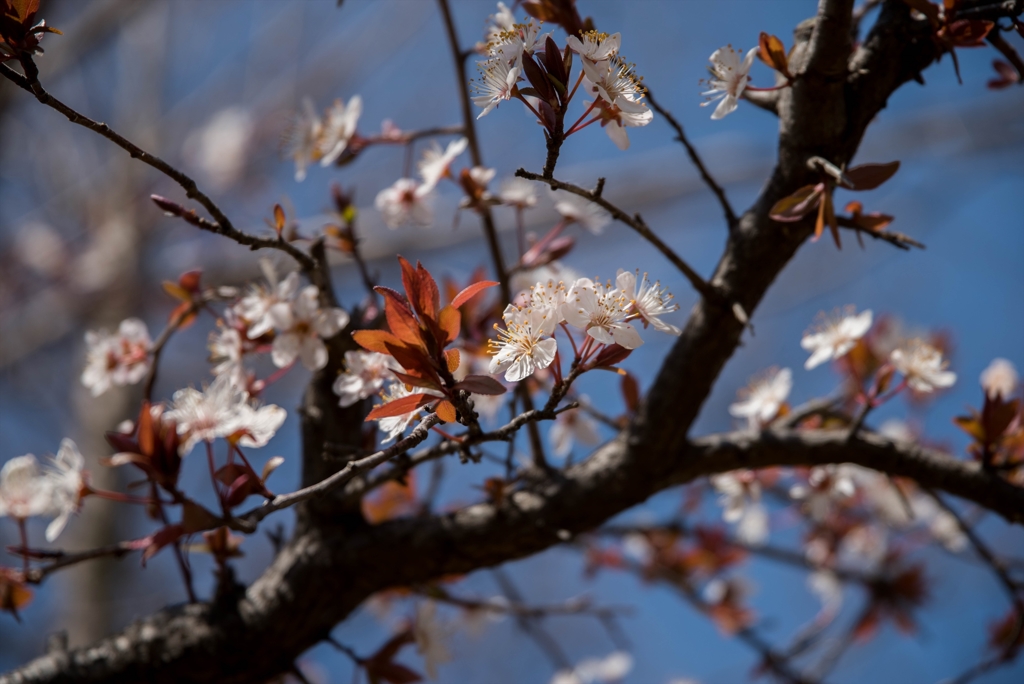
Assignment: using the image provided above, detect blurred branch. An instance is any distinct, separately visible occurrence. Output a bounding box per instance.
[0,60,316,272]
[491,568,572,670]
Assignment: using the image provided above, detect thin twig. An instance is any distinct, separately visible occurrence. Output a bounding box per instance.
[416,587,631,620]
[644,87,738,230]
[0,60,315,272]
[515,170,726,310]
[491,568,573,670]
[19,541,140,584]
[835,216,924,250]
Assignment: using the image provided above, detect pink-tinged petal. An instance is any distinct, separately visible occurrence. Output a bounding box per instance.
[271,333,300,368]
[609,323,643,349]
[711,94,738,120]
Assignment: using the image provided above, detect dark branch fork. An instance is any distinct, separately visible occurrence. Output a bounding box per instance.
[3,1,1024,682]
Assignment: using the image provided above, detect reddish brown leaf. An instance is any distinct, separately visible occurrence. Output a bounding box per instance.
[182,500,220,534]
[272,203,286,234]
[845,161,900,191]
[435,400,458,423]
[398,255,421,310]
[987,59,1020,89]
[757,32,791,79]
[353,329,409,355]
[944,19,993,47]
[385,343,440,383]
[169,301,197,331]
[142,524,185,564]
[414,262,440,320]
[162,280,191,302]
[178,270,202,293]
[621,372,640,414]
[590,343,632,369]
[377,286,426,348]
[363,477,418,524]
[769,185,822,222]
[454,375,507,396]
[366,393,436,420]
[437,305,462,346]
[451,280,498,309]
[392,370,444,392]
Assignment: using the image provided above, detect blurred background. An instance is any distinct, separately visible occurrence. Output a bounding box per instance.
[1,1,1022,682]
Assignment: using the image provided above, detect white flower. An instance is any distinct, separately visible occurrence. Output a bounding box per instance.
[554,192,610,234]
[526,278,570,324]
[488,303,559,382]
[789,465,857,522]
[0,455,52,521]
[549,407,601,458]
[43,439,86,542]
[283,98,322,182]
[801,308,873,370]
[414,601,452,680]
[483,2,516,45]
[208,324,248,388]
[711,472,769,545]
[498,177,538,209]
[485,19,546,62]
[511,262,580,300]
[562,278,643,349]
[616,269,681,335]
[235,259,301,340]
[581,57,652,150]
[271,285,349,371]
[472,55,522,119]
[890,340,956,393]
[981,358,1018,399]
[318,95,362,166]
[376,382,439,443]
[418,137,468,190]
[375,178,434,229]
[565,30,621,65]
[551,652,633,684]
[729,367,792,428]
[701,46,758,120]
[333,351,400,407]
[81,317,153,397]
[164,373,286,455]
[184,107,254,192]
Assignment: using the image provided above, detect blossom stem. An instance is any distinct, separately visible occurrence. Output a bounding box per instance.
[515,93,546,127]
[515,207,526,259]
[560,322,580,359]
[519,221,566,267]
[206,441,226,515]
[564,101,599,136]
[745,84,789,92]
[431,426,463,442]
[564,115,602,137]
[261,362,295,389]
[86,487,156,506]
[232,444,261,482]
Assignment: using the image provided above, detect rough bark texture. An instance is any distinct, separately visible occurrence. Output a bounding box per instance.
[3,1,1022,682]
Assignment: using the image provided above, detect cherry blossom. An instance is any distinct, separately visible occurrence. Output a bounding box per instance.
[482,2,515,46]
[81,318,153,397]
[549,406,601,458]
[554,192,610,234]
[235,259,301,340]
[283,98,322,182]
[581,57,652,150]
[551,652,633,684]
[701,45,758,120]
[526,278,570,323]
[890,340,956,393]
[485,18,546,63]
[728,367,792,428]
[418,137,468,190]
[980,358,1018,399]
[562,277,643,349]
[616,269,681,335]
[318,95,362,167]
[789,465,857,522]
[208,324,248,389]
[711,472,769,545]
[270,285,349,371]
[333,351,401,407]
[488,303,559,382]
[374,178,434,229]
[0,455,52,521]
[42,439,86,542]
[413,601,452,680]
[471,55,521,119]
[800,308,873,370]
[164,374,286,455]
[565,30,621,65]
[498,177,538,209]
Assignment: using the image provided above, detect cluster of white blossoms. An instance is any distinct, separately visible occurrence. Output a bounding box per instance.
[164,373,286,456]
[232,259,349,372]
[374,137,469,229]
[890,338,957,393]
[488,270,681,383]
[285,95,363,182]
[81,318,153,397]
[0,439,85,542]
[702,45,758,120]
[711,472,769,546]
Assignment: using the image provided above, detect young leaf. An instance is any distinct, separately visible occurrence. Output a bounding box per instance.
[757,32,791,79]
[273,204,286,235]
[455,375,508,396]
[845,161,900,191]
[769,185,822,221]
[437,305,462,346]
[451,280,498,309]
[376,286,426,348]
[392,370,444,392]
[353,329,410,355]
[435,400,458,423]
[366,393,436,420]
[444,348,461,374]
